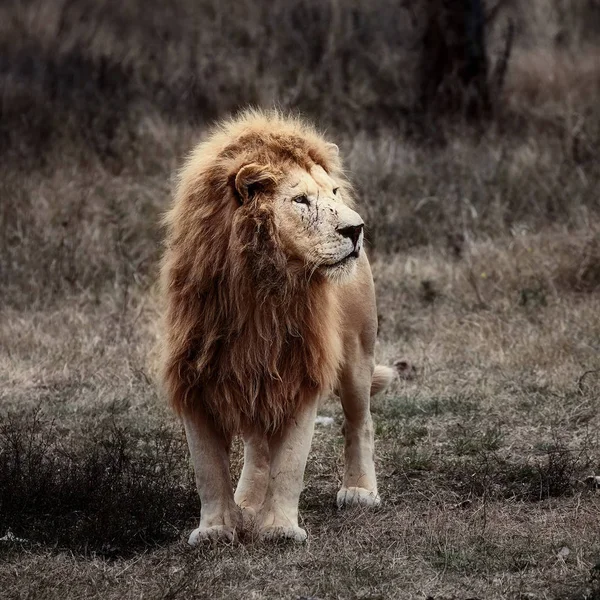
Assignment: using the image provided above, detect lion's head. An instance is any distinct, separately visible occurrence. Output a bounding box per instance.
[168,109,365,288]
[234,157,364,281]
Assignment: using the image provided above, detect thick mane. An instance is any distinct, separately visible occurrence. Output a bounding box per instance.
[161,110,349,434]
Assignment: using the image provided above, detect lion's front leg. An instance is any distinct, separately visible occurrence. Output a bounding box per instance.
[182,408,241,544]
[256,396,319,542]
[337,362,381,508]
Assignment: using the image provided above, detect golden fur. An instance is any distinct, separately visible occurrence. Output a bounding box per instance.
[160,110,355,435]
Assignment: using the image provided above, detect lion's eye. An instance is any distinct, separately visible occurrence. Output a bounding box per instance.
[332,187,339,195]
[292,194,309,205]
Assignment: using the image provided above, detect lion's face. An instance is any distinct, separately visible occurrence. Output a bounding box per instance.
[269,164,364,280]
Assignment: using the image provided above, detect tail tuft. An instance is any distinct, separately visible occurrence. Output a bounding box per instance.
[370,365,395,396]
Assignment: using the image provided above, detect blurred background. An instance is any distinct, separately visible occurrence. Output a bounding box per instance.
[2,0,600,302]
[1,1,600,598]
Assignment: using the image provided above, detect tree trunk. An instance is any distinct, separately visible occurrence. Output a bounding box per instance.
[418,0,491,120]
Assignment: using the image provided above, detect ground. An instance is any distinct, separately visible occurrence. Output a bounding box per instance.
[1,1,600,598]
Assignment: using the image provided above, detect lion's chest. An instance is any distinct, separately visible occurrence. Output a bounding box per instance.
[201,292,343,432]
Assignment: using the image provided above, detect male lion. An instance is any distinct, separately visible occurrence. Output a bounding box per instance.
[160,110,394,544]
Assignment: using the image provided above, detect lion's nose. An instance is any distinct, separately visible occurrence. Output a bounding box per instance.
[337,223,364,248]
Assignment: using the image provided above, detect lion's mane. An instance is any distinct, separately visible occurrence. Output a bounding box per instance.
[161,110,354,435]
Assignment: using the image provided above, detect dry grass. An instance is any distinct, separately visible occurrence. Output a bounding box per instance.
[2,0,600,598]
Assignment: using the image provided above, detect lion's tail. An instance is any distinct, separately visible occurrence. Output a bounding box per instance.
[370,365,395,397]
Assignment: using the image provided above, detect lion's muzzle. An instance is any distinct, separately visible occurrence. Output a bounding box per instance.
[336,223,364,255]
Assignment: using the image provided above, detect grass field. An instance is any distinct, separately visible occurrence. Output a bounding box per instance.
[1,1,600,598]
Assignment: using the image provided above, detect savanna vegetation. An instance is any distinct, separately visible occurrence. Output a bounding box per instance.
[1,0,600,598]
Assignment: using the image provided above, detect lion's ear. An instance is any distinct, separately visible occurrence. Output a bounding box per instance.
[326,143,339,157]
[234,163,276,204]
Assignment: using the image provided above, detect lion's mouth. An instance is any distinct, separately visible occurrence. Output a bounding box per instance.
[322,249,360,270]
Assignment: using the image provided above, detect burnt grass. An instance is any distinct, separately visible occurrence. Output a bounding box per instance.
[0,410,197,557]
[2,0,600,598]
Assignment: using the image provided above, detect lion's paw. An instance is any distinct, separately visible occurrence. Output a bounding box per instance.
[239,506,258,527]
[258,525,307,543]
[337,487,381,509]
[188,525,236,545]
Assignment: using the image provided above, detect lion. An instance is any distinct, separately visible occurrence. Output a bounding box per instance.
[160,109,394,544]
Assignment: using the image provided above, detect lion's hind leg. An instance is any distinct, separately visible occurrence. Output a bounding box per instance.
[234,430,270,526]
[337,361,381,509]
[182,408,241,544]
